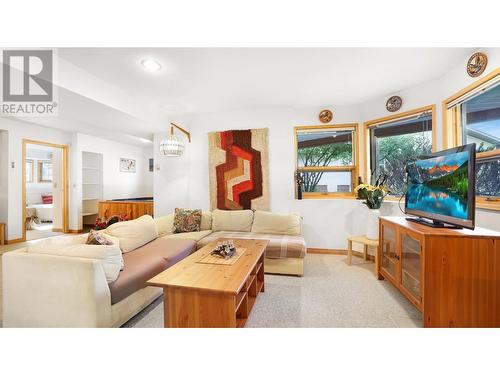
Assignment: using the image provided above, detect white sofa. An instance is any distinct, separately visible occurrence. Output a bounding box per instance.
[2,216,195,328]
[2,210,307,327]
[156,209,307,276]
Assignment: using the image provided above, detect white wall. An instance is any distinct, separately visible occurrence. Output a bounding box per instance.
[153,105,401,250]
[25,147,53,205]
[0,119,154,240]
[51,148,63,229]
[142,147,154,197]
[73,133,153,230]
[153,49,500,250]
[0,118,72,240]
[359,47,500,233]
[0,130,8,227]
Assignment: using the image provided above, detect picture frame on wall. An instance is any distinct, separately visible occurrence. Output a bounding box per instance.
[120,158,136,173]
[149,158,154,172]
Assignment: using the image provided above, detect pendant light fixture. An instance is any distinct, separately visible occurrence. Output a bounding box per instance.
[159,122,191,157]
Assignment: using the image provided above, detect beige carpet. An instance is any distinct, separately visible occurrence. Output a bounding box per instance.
[123,254,423,328]
[0,251,422,328]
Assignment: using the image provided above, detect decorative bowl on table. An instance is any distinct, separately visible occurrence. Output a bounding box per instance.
[211,240,237,259]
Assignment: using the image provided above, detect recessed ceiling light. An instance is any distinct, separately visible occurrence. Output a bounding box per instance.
[141,59,162,72]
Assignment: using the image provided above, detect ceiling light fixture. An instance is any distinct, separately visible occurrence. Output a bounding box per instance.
[160,123,191,157]
[141,59,162,72]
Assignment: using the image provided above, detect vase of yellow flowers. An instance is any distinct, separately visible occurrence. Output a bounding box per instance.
[354,177,389,240]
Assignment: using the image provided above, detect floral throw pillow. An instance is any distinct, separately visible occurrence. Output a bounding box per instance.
[173,208,202,233]
[86,230,114,245]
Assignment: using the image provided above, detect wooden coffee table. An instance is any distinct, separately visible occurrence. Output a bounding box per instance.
[147,238,267,328]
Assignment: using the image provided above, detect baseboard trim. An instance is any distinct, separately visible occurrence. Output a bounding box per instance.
[5,238,24,244]
[308,248,345,254]
[52,228,63,232]
[308,247,375,261]
[68,229,84,234]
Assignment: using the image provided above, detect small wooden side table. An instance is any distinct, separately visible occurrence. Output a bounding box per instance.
[347,235,379,277]
[0,222,5,246]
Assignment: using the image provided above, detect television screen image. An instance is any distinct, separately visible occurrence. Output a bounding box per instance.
[405,144,475,229]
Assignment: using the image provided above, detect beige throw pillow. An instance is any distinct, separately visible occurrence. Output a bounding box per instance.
[211,209,254,232]
[105,215,158,253]
[200,211,212,231]
[155,214,174,236]
[251,210,302,235]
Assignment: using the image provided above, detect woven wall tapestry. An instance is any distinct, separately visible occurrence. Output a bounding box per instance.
[208,128,269,210]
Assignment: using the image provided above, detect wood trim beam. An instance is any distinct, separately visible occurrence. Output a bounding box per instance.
[170,123,191,143]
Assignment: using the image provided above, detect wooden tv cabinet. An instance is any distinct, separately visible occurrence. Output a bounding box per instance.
[378,216,500,328]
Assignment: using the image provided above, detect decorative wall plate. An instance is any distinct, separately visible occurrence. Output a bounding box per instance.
[386,96,402,112]
[467,52,488,77]
[319,109,333,123]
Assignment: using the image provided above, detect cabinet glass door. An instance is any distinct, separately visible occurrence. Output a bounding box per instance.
[381,225,397,279]
[400,232,421,301]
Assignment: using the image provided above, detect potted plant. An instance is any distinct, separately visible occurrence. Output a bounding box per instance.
[354,177,389,240]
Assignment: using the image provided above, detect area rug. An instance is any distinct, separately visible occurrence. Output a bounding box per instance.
[122,254,423,328]
[208,128,269,210]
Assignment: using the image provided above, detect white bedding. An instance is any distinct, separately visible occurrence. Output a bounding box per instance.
[28,204,53,222]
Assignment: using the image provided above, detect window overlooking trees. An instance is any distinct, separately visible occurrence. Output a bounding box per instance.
[295,124,358,197]
[460,83,500,200]
[367,109,434,196]
[444,70,500,208]
[461,83,500,153]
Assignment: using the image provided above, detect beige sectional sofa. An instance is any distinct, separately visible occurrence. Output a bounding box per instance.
[2,216,196,327]
[156,209,307,276]
[2,210,306,327]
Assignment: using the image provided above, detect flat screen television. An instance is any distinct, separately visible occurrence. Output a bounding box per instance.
[404,144,476,229]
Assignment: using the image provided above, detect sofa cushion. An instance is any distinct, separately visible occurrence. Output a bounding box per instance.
[196,231,306,259]
[200,211,212,231]
[108,238,196,305]
[105,215,158,253]
[251,210,302,235]
[163,230,213,242]
[27,239,124,283]
[173,208,202,233]
[211,209,254,232]
[155,214,174,236]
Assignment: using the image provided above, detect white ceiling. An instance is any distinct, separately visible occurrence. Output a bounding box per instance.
[14,48,475,146]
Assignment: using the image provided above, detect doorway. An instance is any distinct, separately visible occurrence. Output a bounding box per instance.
[22,139,68,241]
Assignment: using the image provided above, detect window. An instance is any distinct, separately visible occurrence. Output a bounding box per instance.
[365,106,435,196]
[38,160,53,182]
[25,160,34,183]
[443,68,500,208]
[461,83,500,153]
[295,124,358,197]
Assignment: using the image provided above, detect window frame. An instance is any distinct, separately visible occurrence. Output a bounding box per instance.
[294,123,359,199]
[442,67,500,210]
[363,105,437,200]
[37,160,53,183]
